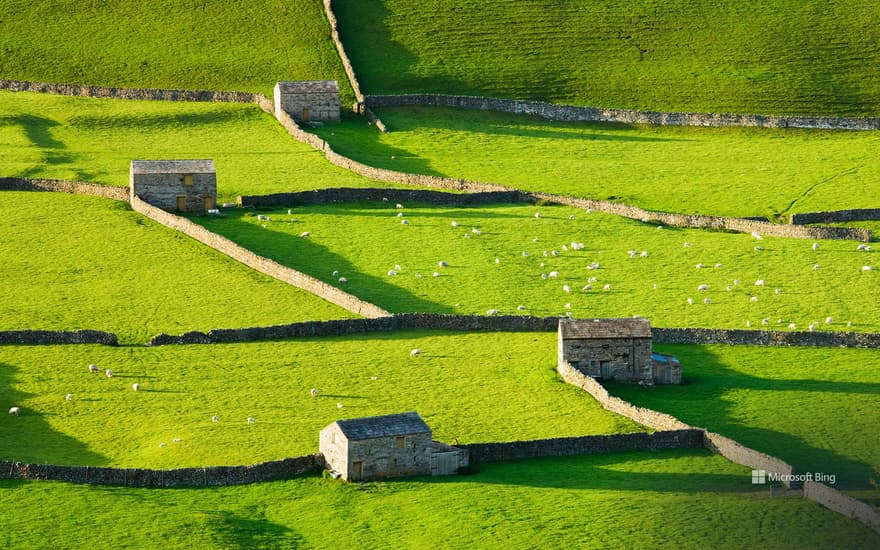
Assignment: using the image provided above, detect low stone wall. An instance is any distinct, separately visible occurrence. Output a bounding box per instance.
[0,177,128,201]
[461,430,703,463]
[804,480,880,534]
[129,195,390,319]
[790,208,880,225]
[0,330,118,346]
[0,78,257,103]
[239,187,530,208]
[703,431,796,487]
[653,327,880,349]
[365,94,880,131]
[0,454,322,487]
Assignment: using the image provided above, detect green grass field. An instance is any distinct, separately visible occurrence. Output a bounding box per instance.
[0,332,642,468]
[192,202,880,332]
[0,192,354,343]
[0,90,389,200]
[3,451,879,549]
[312,106,880,218]
[0,0,355,103]
[334,0,880,117]
[610,344,880,490]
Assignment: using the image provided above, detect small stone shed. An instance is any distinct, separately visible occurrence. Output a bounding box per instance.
[319,412,468,481]
[558,318,680,384]
[274,81,341,123]
[130,159,216,212]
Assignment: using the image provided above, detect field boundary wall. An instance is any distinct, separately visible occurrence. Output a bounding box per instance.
[790,208,880,225]
[365,94,880,131]
[0,330,117,346]
[0,177,128,201]
[129,195,390,319]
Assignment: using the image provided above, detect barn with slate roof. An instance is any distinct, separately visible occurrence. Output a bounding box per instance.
[319,412,467,481]
[558,318,680,384]
[130,159,216,212]
[274,80,341,123]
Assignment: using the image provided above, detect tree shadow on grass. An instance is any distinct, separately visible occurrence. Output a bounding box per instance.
[204,510,305,549]
[606,346,880,490]
[0,362,109,466]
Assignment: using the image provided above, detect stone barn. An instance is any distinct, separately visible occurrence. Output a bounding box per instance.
[319,412,468,481]
[274,81,341,123]
[558,318,680,384]
[130,159,216,213]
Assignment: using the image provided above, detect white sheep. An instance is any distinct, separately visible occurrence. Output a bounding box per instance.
[247,417,256,424]
[517,305,526,311]
[495,258,500,264]
[471,228,481,235]
[337,403,343,409]
[755,279,765,287]
[762,318,769,325]
[548,271,559,278]
[569,214,575,220]
[733,279,740,285]
[451,221,459,227]
[300,231,311,238]
[438,261,448,268]
[603,284,612,291]
[813,264,821,270]
[522,251,529,257]
[211,415,220,422]
[310,388,318,397]
[703,298,712,304]
[551,249,559,256]
[65,393,73,401]
[432,272,440,277]
[565,303,572,309]
[583,284,592,292]
[332,270,339,277]
[788,323,797,330]
[857,244,870,251]
[410,349,421,357]
[587,262,600,270]
[395,203,404,209]
[825,317,833,324]
[401,219,409,225]
[775,288,781,294]
[88,363,100,374]
[534,212,541,219]
[387,270,398,276]
[562,284,571,293]
[862,265,873,271]
[697,284,709,291]
[695,263,703,269]
[105,369,114,378]
[641,251,649,258]
[396,212,403,218]
[750,296,758,302]
[812,242,820,251]
[486,309,500,315]
[533,237,539,243]
[754,245,764,251]
[257,214,268,221]
[746,320,751,327]
[540,274,547,280]
[338,277,347,283]
[687,298,693,305]
[9,406,20,416]
[132,383,140,392]
[714,263,722,268]
[562,245,569,251]
[751,232,763,240]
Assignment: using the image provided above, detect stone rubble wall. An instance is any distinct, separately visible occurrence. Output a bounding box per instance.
[0,177,129,201]
[239,187,530,207]
[129,195,391,319]
[365,93,880,131]
[0,78,258,103]
[0,330,118,346]
[803,480,880,534]
[790,208,880,225]
[0,454,323,487]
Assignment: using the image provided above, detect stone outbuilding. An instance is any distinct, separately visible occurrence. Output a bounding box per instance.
[130,159,216,212]
[558,318,681,384]
[319,412,468,481]
[274,81,341,123]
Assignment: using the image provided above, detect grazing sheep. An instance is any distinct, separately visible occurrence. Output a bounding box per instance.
[751,232,763,240]
[105,369,114,378]
[862,265,873,271]
[471,228,481,235]
[438,261,449,268]
[788,323,797,330]
[813,264,821,270]
[211,415,220,422]
[562,245,569,251]
[746,320,751,327]
[750,296,758,302]
[257,214,268,221]
[387,270,398,276]
[697,284,709,291]
[451,221,459,227]
[310,388,318,397]
[532,237,540,243]
[587,262,600,270]
[433,272,440,277]
[569,214,575,220]
[687,298,693,305]
[463,233,471,239]
[338,277,347,283]
[812,242,820,251]
[565,303,572,309]
[603,284,612,291]
[583,284,592,292]
[395,203,404,209]
[695,263,704,269]
[754,246,764,251]
[495,258,500,264]
[172,438,181,443]
[551,249,559,256]
[486,309,500,315]
[337,403,343,409]
[300,231,311,238]
[410,349,421,357]
[683,242,690,248]
[159,442,166,447]
[88,363,100,374]
[726,286,733,291]
[809,323,817,332]
[522,251,529,257]
[641,251,649,258]
[703,298,712,304]
[247,417,256,423]
[66,393,73,401]
[401,219,409,225]
[332,270,339,277]
[755,279,765,287]
[132,383,140,392]
[762,318,769,325]
[825,317,833,324]
[394,264,402,271]
[548,271,559,278]
[588,277,598,283]
[534,212,541,219]
[562,284,571,293]
[9,406,20,416]
[517,305,526,311]
[571,242,585,250]
[714,263,722,268]
[628,250,638,258]
[396,212,404,218]
[857,244,870,251]
[775,288,781,294]
[540,274,548,280]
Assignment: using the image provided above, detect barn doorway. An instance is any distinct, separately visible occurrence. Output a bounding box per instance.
[176,196,186,211]
[302,107,310,122]
[203,196,214,211]
[600,361,613,379]
[351,461,363,480]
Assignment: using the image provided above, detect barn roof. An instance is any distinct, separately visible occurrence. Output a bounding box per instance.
[275,80,339,94]
[559,318,652,339]
[131,160,215,174]
[333,412,430,441]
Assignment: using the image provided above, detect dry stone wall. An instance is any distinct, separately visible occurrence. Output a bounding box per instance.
[0,177,128,201]
[0,454,322,487]
[790,208,880,225]
[129,195,391,319]
[803,480,880,534]
[0,78,257,103]
[461,430,703,463]
[239,188,529,208]
[365,94,880,131]
[653,327,880,348]
[0,330,117,346]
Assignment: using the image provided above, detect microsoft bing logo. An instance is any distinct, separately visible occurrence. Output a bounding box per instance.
[752,470,766,484]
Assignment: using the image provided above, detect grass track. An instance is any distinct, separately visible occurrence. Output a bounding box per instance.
[2,451,879,548]
[0,332,642,468]
[334,0,880,117]
[313,106,880,218]
[0,192,354,343]
[0,0,355,103]
[193,202,880,332]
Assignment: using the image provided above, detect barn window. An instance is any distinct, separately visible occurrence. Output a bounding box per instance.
[183,174,193,186]
[395,436,406,448]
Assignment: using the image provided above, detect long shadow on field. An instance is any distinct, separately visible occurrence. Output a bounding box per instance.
[606,346,880,490]
[68,108,249,132]
[0,114,96,181]
[0,362,109,466]
[206,511,304,548]
[190,211,456,314]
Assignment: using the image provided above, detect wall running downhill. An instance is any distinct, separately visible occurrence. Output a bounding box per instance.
[0,177,129,201]
[129,195,391,319]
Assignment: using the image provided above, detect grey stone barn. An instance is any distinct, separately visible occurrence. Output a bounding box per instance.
[558,318,681,385]
[130,159,216,212]
[320,412,468,481]
[274,81,341,123]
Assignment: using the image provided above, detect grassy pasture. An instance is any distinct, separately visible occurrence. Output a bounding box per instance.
[0,0,354,103]
[193,202,880,332]
[334,0,880,117]
[0,90,388,200]
[611,344,880,490]
[0,192,353,343]
[3,451,879,548]
[313,106,880,219]
[0,332,642,468]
